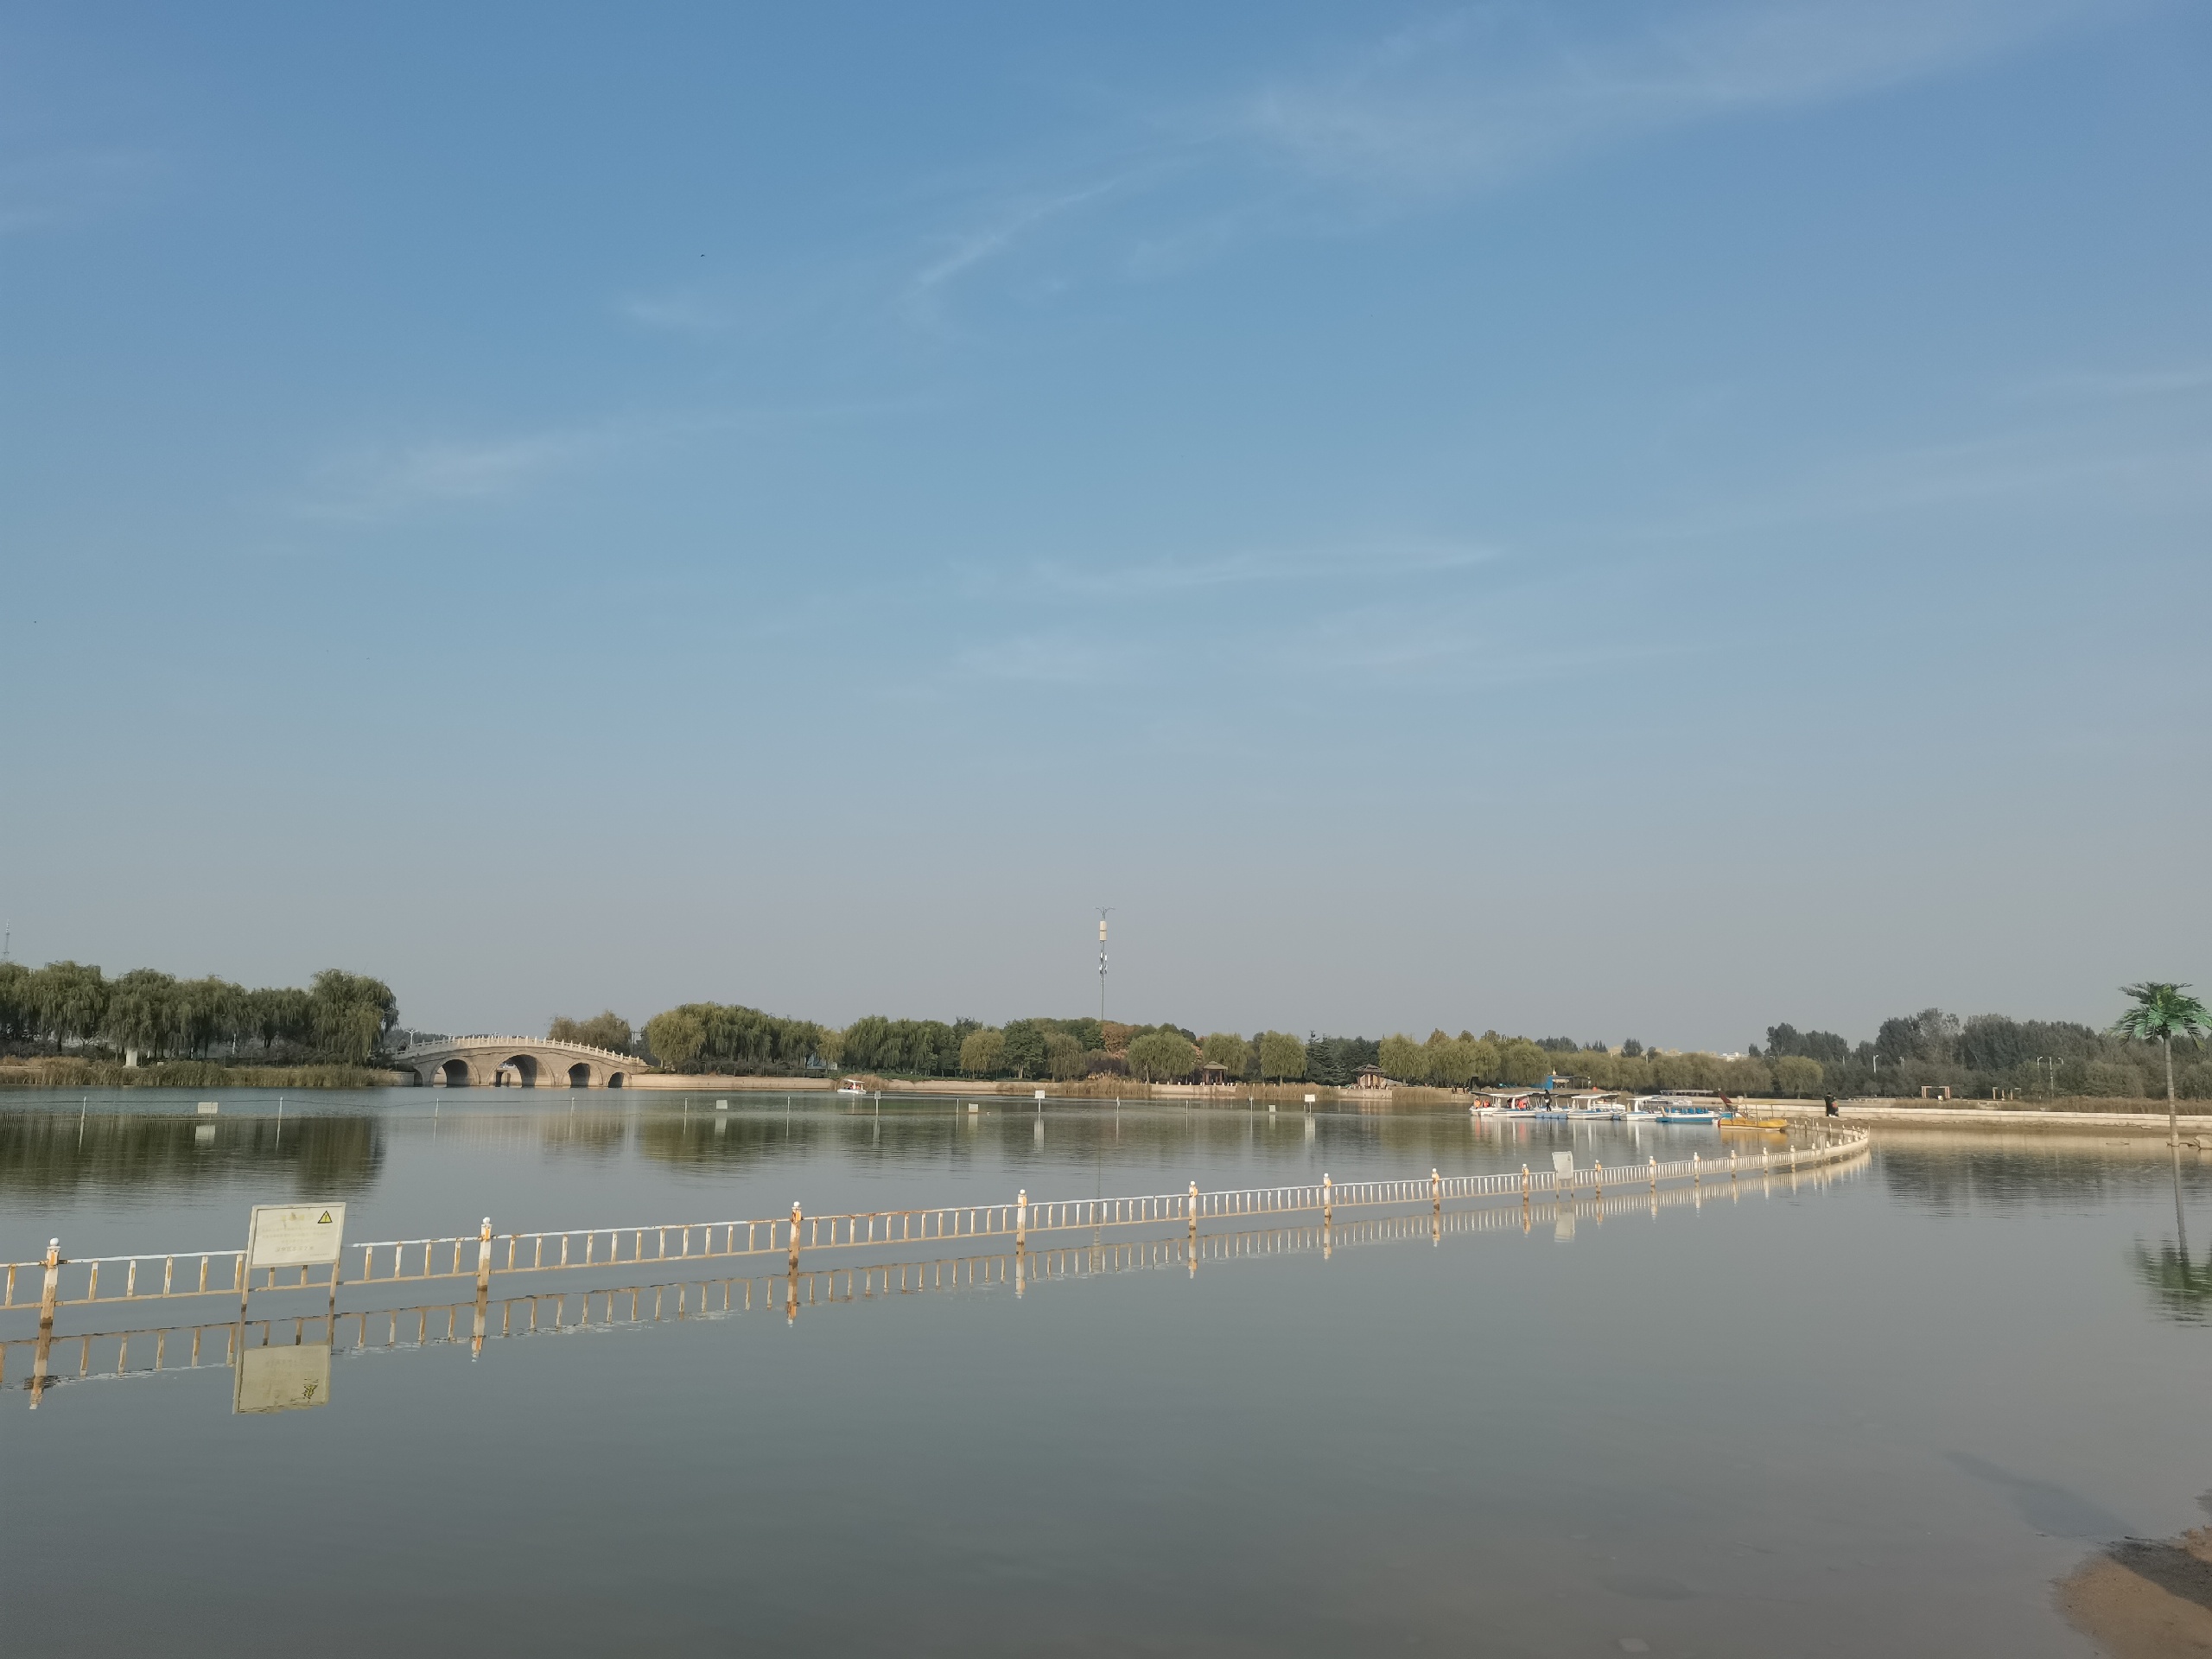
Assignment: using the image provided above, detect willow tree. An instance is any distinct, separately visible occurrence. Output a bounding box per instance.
[1256,1031,1306,1083]
[105,969,181,1060]
[1199,1032,1252,1078]
[306,969,397,1065]
[2111,982,2212,1146]
[35,962,109,1053]
[1126,1029,1197,1082]
[957,1027,1004,1076]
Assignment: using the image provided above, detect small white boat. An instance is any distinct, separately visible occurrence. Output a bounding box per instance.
[1639,1094,1719,1124]
[836,1079,868,1096]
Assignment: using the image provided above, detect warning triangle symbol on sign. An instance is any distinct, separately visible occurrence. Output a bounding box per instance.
[317,1211,334,1224]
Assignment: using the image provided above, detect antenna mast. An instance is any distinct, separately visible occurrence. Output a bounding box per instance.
[1096,907,1113,1024]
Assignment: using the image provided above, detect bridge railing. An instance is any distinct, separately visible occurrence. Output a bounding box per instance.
[3,1132,1870,1318]
[392,1035,639,1065]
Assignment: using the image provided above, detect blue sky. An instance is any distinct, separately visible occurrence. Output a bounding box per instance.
[3,2,2207,1049]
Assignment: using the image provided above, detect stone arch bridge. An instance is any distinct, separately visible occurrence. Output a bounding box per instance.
[395,1036,637,1090]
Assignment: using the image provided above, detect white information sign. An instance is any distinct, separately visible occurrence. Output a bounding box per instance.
[1552,1151,1575,1174]
[234,1344,332,1414]
[245,1203,347,1268]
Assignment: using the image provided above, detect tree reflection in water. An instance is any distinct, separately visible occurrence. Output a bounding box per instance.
[2128,1238,2212,1321]
[0,1111,384,1199]
[2129,1150,2212,1321]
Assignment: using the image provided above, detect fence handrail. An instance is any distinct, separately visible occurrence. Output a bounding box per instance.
[3,1131,1871,1314]
[1,1157,1871,1405]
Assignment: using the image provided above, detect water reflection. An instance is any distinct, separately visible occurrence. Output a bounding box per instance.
[1880,1132,2212,1215]
[2126,1150,2212,1323]
[537,1109,627,1159]
[0,1112,383,1199]
[2127,1240,2212,1321]
[5,1169,1844,1412]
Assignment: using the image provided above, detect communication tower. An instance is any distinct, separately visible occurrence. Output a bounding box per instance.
[1096,907,1113,1024]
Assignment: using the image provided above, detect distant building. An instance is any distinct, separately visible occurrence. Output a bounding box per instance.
[1355,1064,1389,1090]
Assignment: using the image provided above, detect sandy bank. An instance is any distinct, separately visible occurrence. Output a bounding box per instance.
[2060,1524,2212,1656]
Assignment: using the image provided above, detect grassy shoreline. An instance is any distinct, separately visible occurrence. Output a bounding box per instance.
[0,1058,406,1089]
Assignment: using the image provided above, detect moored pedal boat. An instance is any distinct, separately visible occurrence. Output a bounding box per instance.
[1639,1094,1719,1124]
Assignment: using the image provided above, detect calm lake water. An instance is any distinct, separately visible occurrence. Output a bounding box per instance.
[4,1090,2208,1656]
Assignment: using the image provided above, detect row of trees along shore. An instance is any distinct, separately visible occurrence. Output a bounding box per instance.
[610,999,2210,1100]
[626,1005,1831,1093]
[1763,1003,2212,1101]
[0,961,399,1067]
[623,1008,1814,1096]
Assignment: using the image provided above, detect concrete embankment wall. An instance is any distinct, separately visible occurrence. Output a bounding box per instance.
[1756,1097,2212,1137]
[627,1074,1036,1096]
[623,1075,1430,1103]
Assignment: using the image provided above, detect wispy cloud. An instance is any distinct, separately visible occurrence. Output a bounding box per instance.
[1025,540,1497,598]
[292,398,944,521]
[1232,1,2113,197]
[902,170,1164,320]
[292,427,625,521]
[864,1,2120,326]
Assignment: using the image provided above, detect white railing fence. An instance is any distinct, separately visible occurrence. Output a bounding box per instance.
[1,1160,1865,1404]
[3,1131,1871,1320]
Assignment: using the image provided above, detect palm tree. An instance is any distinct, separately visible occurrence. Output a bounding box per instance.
[2110,982,2212,1146]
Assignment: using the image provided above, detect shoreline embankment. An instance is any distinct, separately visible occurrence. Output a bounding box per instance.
[0,1058,406,1090]
[6,1058,2208,1137]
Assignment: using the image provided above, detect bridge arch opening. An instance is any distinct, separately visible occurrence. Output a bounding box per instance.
[498,1054,539,1089]
[440,1058,469,1088]
[607,1071,626,1088]
[567,1063,591,1089]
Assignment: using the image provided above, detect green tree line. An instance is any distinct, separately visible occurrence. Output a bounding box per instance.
[0,961,399,1067]
[623,995,2199,1100]
[640,1003,827,1076]
[1762,1006,2212,1100]
[548,1012,634,1052]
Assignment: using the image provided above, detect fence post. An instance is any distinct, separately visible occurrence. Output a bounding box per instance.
[1188,1182,1199,1241]
[1692,1153,1700,1185]
[788,1203,802,1279]
[1594,1161,1603,1198]
[1323,1173,1332,1223]
[475,1217,493,1294]
[1521,1165,1530,1203]
[30,1248,59,1410]
[1649,1156,1656,1191]
[1016,1190,1027,1248]
[1431,1168,1441,1215]
[1730,1150,1738,1181]
[39,1238,60,1327]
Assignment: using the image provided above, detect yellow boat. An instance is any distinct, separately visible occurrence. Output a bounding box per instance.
[1718,1116,1789,1132]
